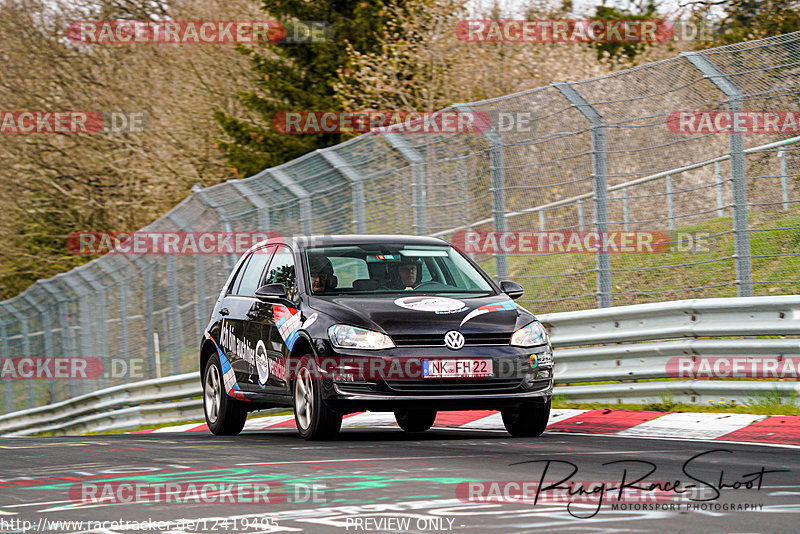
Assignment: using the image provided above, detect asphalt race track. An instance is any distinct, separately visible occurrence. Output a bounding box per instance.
[0,426,798,533]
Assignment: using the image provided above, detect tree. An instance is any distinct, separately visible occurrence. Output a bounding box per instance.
[687,0,800,47]
[0,0,256,298]
[213,0,406,177]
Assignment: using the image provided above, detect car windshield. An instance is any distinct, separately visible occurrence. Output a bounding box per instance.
[304,244,495,296]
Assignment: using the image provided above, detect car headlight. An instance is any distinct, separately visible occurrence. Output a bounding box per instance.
[511,321,549,347]
[328,325,395,350]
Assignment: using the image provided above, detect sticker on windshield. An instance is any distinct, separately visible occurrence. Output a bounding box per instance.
[255,339,269,387]
[394,296,466,313]
[459,300,517,326]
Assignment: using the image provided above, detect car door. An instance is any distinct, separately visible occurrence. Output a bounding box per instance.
[259,245,300,394]
[220,245,275,393]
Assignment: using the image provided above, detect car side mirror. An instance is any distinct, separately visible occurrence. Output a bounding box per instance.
[500,280,524,300]
[255,283,288,302]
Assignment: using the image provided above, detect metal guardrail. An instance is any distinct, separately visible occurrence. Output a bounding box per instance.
[2,295,798,435]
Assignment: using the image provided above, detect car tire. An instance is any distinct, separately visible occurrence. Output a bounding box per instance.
[395,409,437,433]
[204,353,247,436]
[501,400,551,437]
[293,356,342,440]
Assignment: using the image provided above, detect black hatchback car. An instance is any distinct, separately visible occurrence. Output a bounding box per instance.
[200,235,553,440]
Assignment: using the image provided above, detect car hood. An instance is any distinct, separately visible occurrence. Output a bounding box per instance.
[307,293,534,335]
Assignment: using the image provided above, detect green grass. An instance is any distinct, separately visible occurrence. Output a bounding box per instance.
[553,387,800,416]
[500,209,800,313]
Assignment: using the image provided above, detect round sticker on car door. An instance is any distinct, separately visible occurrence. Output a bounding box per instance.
[255,339,270,387]
[394,296,466,313]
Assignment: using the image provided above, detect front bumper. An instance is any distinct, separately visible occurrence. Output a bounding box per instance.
[316,341,553,411]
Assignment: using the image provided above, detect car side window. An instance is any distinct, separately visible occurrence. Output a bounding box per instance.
[235,246,274,296]
[228,255,251,295]
[262,245,298,301]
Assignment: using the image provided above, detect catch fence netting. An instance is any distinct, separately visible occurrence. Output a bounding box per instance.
[3,33,800,412]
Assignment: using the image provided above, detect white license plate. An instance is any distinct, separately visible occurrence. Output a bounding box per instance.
[422,359,493,378]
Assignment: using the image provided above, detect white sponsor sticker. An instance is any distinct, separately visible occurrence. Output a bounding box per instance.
[301,313,318,329]
[394,296,466,313]
[255,339,270,386]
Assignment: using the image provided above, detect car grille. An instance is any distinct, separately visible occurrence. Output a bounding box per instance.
[391,332,512,347]
[383,377,523,395]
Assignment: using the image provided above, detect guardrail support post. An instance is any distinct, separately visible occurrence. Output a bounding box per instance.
[453,104,508,279]
[553,81,612,307]
[684,52,752,297]
[381,132,428,236]
[319,149,367,233]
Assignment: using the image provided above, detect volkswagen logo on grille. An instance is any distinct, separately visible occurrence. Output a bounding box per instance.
[444,330,465,350]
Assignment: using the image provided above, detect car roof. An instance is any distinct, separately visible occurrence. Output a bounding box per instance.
[249,234,451,253]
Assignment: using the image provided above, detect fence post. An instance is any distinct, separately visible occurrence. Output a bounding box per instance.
[224,180,271,233]
[269,169,313,235]
[666,175,675,230]
[319,148,367,234]
[166,255,182,375]
[453,103,508,279]
[96,261,131,378]
[2,302,35,408]
[623,188,630,231]
[73,267,110,388]
[553,81,612,308]
[58,273,95,395]
[779,149,789,210]
[382,132,427,235]
[129,258,157,379]
[684,52,752,297]
[40,279,78,399]
[192,188,238,271]
[167,212,207,342]
[577,200,585,231]
[0,318,11,412]
[22,294,55,404]
[715,161,724,217]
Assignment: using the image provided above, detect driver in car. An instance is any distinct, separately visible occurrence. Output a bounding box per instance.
[308,256,335,292]
[393,256,422,290]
